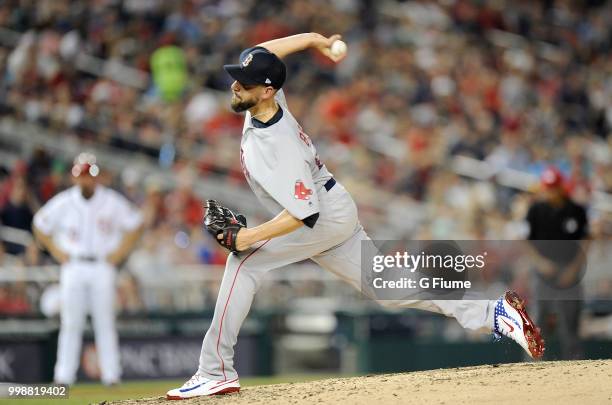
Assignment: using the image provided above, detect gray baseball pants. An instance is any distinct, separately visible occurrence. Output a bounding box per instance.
[198,182,496,381]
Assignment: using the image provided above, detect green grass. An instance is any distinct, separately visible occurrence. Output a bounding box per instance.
[0,374,337,405]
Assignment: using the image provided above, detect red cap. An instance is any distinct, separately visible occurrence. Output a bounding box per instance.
[71,152,100,177]
[540,166,564,189]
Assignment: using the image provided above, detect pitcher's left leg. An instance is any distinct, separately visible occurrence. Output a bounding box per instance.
[313,226,544,357]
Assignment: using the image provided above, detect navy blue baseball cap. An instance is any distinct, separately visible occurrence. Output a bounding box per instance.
[224,47,286,89]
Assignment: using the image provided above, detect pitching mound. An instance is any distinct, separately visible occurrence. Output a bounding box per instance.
[109,360,612,405]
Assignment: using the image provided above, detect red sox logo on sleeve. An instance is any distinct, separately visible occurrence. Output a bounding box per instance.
[294,180,312,200]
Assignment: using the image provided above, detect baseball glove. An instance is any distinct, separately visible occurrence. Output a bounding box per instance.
[204,199,247,253]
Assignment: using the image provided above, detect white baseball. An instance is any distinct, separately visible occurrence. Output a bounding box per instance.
[330,40,347,58]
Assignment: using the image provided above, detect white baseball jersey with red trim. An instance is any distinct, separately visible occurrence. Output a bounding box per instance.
[34,185,142,259]
[34,185,142,385]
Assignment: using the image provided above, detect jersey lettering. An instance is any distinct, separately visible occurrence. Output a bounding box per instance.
[299,131,311,147]
[98,217,113,234]
[68,228,79,242]
[314,155,323,169]
[298,128,311,147]
[298,125,324,169]
[294,180,313,200]
[240,148,250,179]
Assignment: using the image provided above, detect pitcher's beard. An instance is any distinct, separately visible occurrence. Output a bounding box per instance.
[231,97,256,113]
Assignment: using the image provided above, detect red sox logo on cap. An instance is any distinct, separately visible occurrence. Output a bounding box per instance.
[242,53,254,67]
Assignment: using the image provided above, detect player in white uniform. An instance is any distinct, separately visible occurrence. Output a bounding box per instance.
[167,34,544,400]
[33,152,143,385]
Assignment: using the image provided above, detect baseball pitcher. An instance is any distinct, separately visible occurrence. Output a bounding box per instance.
[33,153,143,385]
[167,33,544,399]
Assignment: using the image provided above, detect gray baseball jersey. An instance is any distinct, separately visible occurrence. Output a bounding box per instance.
[196,62,497,384]
[239,89,332,224]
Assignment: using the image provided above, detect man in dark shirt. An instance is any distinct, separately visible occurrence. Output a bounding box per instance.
[0,177,34,255]
[526,166,589,360]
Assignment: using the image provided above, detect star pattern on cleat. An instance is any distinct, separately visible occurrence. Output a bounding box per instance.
[493,296,521,340]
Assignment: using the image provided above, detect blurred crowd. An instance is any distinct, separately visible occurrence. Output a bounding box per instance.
[0,146,233,315]
[0,0,611,316]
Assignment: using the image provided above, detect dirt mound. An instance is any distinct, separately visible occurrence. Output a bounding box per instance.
[109,360,612,405]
